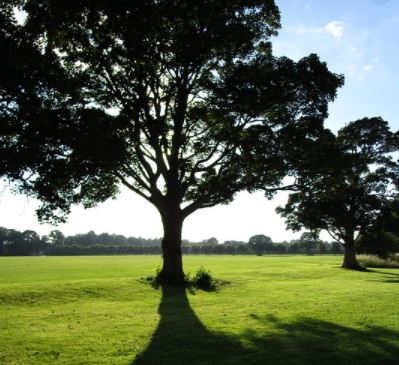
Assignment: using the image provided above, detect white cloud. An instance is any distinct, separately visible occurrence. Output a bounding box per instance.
[324,21,345,40]
[292,20,345,41]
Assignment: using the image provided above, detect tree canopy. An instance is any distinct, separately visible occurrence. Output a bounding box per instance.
[277,117,399,269]
[1,0,343,283]
[248,234,273,255]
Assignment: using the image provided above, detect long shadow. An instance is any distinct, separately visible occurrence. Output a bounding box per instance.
[367,269,399,283]
[132,286,399,365]
[368,269,399,277]
[131,285,249,365]
[243,314,399,365]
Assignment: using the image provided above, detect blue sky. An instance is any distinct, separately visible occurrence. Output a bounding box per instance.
[1,0,398,242]
[275,0,399,133]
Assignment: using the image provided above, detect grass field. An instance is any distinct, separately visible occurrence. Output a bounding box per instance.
[1,255,399,365]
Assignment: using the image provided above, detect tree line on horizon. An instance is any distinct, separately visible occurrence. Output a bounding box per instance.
[0,227,348,256]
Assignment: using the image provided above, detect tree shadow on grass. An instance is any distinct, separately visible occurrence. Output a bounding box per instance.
[243,314,399,365]
[367,269,399,283]
[368,270,399,277]
[131,286,399,365]
[131,285,249,365]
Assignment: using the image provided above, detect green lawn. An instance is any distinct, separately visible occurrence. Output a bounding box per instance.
[0,255,398,365]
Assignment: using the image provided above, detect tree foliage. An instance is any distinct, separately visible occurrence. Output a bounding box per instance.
[357,199,399,258]
[248,234,273,255]
[277,117,399,269]
[1,0,343,281]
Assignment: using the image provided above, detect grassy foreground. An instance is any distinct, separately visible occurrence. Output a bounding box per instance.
[0,255,399,365]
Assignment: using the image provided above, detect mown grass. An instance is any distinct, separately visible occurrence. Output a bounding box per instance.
[0,255,399,365]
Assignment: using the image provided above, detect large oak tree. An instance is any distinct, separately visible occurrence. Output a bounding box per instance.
[1,0,343,283]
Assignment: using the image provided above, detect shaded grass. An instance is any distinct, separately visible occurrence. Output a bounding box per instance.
[0,255,399,364]
[357,254,399,268]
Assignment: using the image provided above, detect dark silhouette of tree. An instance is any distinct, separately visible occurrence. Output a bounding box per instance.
[248,234,273,255]
[0,2,45,180]
[277,117,399,270]
[0,0,120,222]
[357,199,399,258]
[1,1,343,283]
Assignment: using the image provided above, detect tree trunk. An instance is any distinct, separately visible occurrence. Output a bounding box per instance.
[342,238,364,270]
[157,207,186,285]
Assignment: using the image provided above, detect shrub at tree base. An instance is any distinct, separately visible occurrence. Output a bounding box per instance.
[143,266,228,292]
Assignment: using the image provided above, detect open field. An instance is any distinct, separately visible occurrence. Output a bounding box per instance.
[1,255,399,365]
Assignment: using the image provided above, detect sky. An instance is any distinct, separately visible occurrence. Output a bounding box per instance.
[1,0,398,242]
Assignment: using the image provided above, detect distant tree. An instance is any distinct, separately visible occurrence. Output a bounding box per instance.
[0,227,6,255]
[1,229,43,255]
[249,234,273,256]
[85,231,97,245]
[2,229,19,255]
[202,237,219,245]
[223,240,245,247]
[278,118,399,270]
[22,230,42,255]
[98,233,111,245]
[317,242,327,254]
[274,243,286,253]
[113,235,127,245]
[287,242,300,253]
[45,230,65,245]
[1,1,343,283]
[299,231,320,255]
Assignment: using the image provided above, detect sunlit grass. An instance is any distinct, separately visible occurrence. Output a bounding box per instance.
[0,255,398,364]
